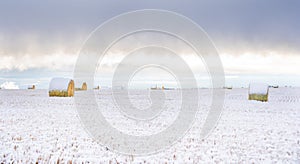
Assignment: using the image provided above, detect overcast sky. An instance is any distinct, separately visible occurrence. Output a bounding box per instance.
[0,0,299,88]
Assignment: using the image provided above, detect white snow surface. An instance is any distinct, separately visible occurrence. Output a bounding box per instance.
[249,83,269,95]
[49,78,72,91]
[0,88,299,163]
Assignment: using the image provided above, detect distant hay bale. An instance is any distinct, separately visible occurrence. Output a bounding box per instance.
[223,86,233,90]
[271,85,279,88]
[49,78,74,97]
[82,82,87,90]
[75,82,88,91]
[28,85,35,90]
[248,83,269,102]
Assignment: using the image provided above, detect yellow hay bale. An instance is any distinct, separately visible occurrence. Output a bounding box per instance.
[82,82,87,90]
[248,83,269,102]
[49,78,74,97]
[248,94,268,102]
[28,85,35,90]
[75,82,88,91]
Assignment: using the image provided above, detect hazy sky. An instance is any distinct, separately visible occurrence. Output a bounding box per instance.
[0,0,299,88]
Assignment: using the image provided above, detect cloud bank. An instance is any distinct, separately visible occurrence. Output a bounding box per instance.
[0,0,299,87]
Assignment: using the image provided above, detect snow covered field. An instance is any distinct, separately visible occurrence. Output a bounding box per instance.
[0,88,299,163]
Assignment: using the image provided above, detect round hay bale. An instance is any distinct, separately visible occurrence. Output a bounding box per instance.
[248,83,269,102]
[82,82,87,90]
[49,78,74,97]
[28,85,35,90]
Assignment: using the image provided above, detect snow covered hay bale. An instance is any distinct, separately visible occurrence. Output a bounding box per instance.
[49,78,74,97]
[248,83,269,102]
[28,85,35,90]
[82,82,87,90]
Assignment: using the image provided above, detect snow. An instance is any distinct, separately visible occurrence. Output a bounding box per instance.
[0,88,299,163]
[249,83,269,95]
[49,78,72,91]
[0,82,19,89]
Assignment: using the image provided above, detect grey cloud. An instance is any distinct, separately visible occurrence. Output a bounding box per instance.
[0,0,299,57]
